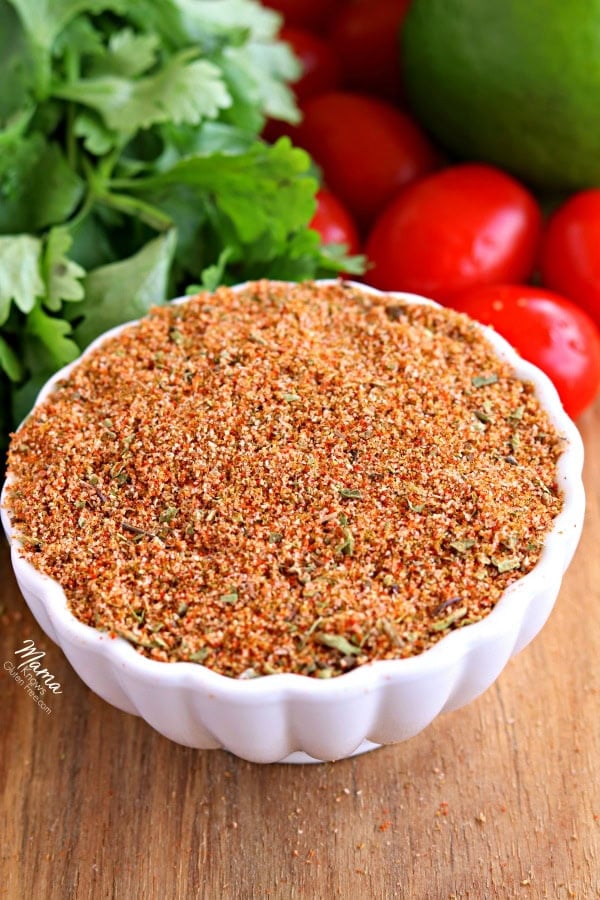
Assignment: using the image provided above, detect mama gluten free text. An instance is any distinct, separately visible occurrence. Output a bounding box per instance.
[5,639,63,694]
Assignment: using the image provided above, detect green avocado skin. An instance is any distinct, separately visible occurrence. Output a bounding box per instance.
[402,0,600,190]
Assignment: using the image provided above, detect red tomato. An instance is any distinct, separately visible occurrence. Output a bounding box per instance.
[540,190,600,328]
[261,0,342,31]
[328,0,411,101]
[364,164,541,301]
[279,26,341,102]
[294,91,437,231]
[449,284,600,419]
[309,188,361,253]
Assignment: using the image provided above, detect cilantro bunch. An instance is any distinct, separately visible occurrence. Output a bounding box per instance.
[0,0,360,450]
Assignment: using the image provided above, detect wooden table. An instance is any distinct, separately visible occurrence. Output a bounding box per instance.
[2,402,599,900]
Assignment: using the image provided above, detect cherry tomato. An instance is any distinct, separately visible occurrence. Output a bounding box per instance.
[328,0,411,101]
[309,188,361,254]
[364,164,541,301]
[261,0,342,31]
[294,91,437,230]
[540,190,600,328]
[279,26,341,102]
[449,284,600,419]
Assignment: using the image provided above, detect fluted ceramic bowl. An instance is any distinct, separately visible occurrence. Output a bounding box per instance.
[1,282,585,763]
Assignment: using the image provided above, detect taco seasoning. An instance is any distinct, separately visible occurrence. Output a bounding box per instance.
[5,280,565,678]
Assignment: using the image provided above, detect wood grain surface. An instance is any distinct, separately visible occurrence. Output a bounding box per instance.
[1,401,599,900]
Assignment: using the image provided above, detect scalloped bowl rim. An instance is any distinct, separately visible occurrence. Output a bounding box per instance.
[0,282,585,735]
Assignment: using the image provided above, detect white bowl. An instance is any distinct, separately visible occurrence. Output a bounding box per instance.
[1,282,585,763]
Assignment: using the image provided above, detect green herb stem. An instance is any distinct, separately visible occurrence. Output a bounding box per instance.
[96,192,174,232]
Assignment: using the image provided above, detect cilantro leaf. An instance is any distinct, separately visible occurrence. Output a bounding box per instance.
[197,247,233,292]
[28,143,85,230]
[0,136,84,234]
[68,212,118,272]
[25,301,81,368]
[0,1,32,122]
[159,121,256,159]
[43,227,86,311]
[116,1,188,49]
[0,334,25,382]
[88,28,160,79]
[7,0,128,97]
[171,0,299,129]
[53,50,232,135]
[8,296,82,427]
[175,0,282,42]
[0,235,44,324]
[221,41,300,127]
[73,112,115,156]
[0,373,11,455]
[53,13,106,59]
[74,230,176,347]
[0,106,32,147]
[7,0,128,56]
[0,132,46,232]
[252,232,365,282]
[133,138,317,246]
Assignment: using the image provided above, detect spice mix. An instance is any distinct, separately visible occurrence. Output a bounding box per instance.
[5,281,565,678]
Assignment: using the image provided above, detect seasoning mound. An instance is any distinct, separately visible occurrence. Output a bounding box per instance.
[6,281,565,678]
